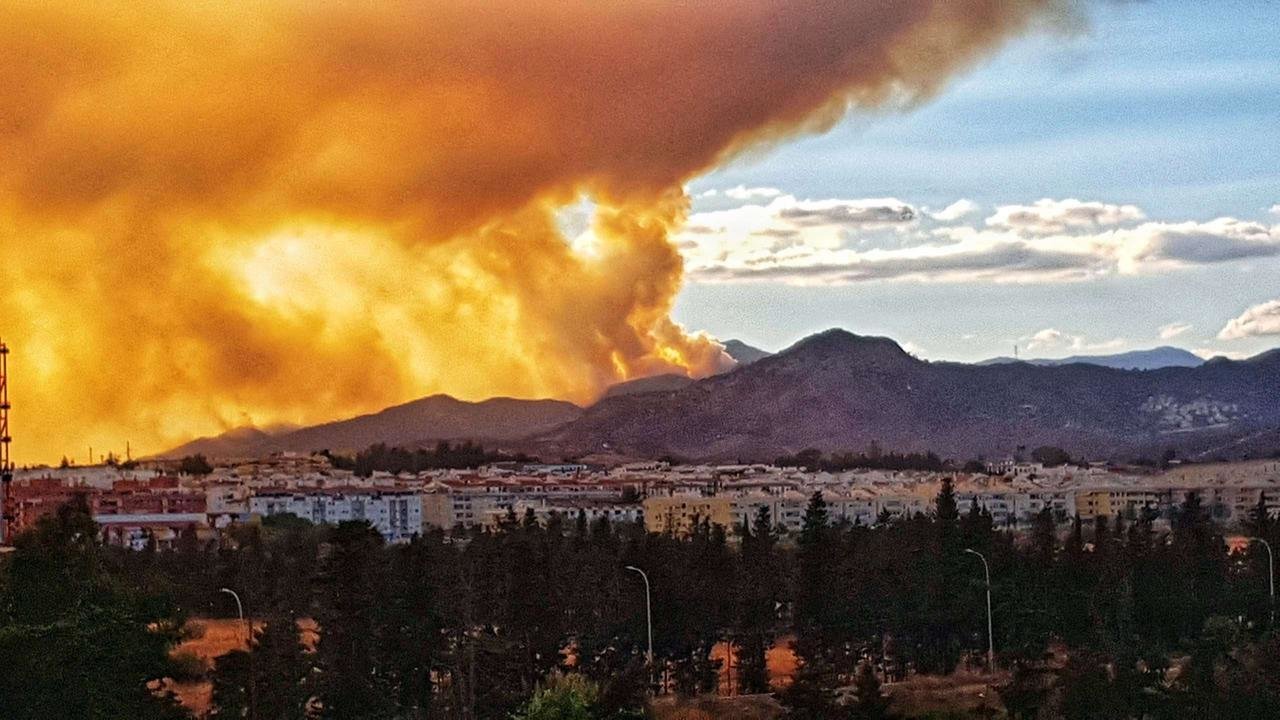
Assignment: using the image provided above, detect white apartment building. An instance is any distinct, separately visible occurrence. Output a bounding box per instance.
[250,488,422,542]
[421,478,637,530]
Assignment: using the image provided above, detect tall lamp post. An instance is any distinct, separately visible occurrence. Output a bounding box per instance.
[963,548,995,674]
[624,566,654,671]
[1249,537,1275,626]
[220,587,256,719]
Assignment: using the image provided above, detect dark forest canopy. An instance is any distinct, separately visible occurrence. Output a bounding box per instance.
[4,488,1280,718]
[774,445,950,472]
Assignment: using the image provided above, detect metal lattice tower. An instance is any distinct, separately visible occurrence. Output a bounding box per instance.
[1,341,12,544]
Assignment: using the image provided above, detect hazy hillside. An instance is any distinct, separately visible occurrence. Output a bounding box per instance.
[978,346,1204,371]
[164,395,582,459]
[722,339,772,365]
[603,373,696,399]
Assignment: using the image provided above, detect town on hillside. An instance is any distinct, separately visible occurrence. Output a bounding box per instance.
[8,452,1280,548]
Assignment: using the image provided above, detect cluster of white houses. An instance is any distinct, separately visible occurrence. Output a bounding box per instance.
[8,455,1280,545]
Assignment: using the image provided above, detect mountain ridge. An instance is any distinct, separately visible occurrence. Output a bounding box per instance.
[162,330,1279,462]
[977,345,1204,371]
[534,331,1280,462]
[721,339,772,365]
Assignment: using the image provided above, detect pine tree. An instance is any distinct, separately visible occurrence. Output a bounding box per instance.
[935,478,959,522]
[796,492,834,631]
[737,505,778,695]
[801,492,829,543]
[382,536,444,717]
[312,521,397,719]
[255,611,310,719]
[1246,491,1272,538]
[209,649,251,718]
[848,661,896,720]
[573,508,589,547]
[1093,514,1111,553]
[780,635,841,720]
[999,660,1055,720]
[961,497,993,550]
[935,478,961,555]
[1068,514,1084,557]
[1057,514,1092,645]
[209,608,311,719]
[1170,491,1228,640]
[1030,507,1055,566]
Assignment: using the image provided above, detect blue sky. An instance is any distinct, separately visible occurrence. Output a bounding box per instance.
[674,0,1280,362]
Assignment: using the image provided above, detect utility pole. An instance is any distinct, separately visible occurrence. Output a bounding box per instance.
[963,548,995,674]
[1,341,14,545]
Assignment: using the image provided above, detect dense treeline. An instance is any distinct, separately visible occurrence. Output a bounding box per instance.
[774,446,948,472]
[3,484,1280,718]
[323,440,536,477]
[0,499,191,718]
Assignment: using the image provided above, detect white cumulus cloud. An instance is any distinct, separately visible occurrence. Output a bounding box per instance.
[1022,328,1123,353]
[724,185,784,200]
[677,194,1280,286]
[1158,322,1192,340]
[931,199,979,222]
[986,198,1145,236]
[1218,299,1280,339]
[1192,347,1250,361]
[1025,328,1076,351]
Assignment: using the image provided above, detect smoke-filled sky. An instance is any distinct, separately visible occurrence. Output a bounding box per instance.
[2,1,1276,464]
[2,0,1079,463]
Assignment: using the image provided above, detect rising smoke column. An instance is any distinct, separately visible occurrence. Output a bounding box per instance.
[0,0,1071,462]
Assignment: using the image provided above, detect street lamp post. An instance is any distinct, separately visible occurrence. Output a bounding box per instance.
[963,549,995,674]
[220,587,256,719]
[624,566,654,669]
[1249,537,1275,626]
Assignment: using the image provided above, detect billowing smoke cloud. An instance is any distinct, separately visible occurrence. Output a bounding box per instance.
[0,0,1067,462]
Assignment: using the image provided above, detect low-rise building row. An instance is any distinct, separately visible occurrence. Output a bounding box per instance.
[5,457,1278,545]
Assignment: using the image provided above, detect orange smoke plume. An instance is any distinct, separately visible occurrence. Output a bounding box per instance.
[0,0,1069,462]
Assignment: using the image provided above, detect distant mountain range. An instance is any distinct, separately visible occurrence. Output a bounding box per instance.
[537,331,1280,462]
[978,346,1205,371]
[163,332,1280,463]
[164,339,771,458]
[164,395,582,459]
